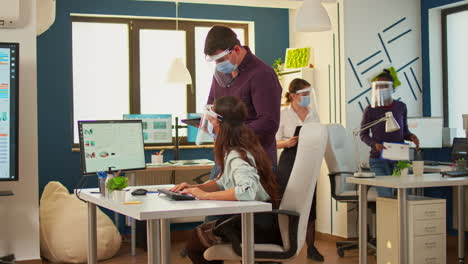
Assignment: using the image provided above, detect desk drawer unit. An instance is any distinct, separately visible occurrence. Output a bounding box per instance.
[377,196,446,264]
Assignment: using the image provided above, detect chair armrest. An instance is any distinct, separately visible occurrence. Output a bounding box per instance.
[213,210,301,259]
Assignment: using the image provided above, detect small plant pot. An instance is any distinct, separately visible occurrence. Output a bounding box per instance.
[112,190,126,202]
[456,160,467,170]
[401,168,409,177]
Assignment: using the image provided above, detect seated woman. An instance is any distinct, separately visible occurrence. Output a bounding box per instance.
[171,96,281,264]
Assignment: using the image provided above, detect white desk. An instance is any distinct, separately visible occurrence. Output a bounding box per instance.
[348,174,468,264]
[79,185,272,264]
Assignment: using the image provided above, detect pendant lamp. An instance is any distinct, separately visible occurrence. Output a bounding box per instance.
[294,0,332,32]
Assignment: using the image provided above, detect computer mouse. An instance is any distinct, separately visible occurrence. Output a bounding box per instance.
[131,188,148,196]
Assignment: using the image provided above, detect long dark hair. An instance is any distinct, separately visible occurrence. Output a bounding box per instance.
[213,96,281,207]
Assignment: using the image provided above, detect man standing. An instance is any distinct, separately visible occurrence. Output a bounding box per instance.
[204,25,282,167]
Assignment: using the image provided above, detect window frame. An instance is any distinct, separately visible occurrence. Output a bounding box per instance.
[70,16,249,147]
[441,4,468,127]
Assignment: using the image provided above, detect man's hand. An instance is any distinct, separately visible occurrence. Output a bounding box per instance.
[374,143,387,153]
[410,135,420,151]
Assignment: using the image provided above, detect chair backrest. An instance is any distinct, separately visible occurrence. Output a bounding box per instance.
[278,122,327,256]
[324,124,358,197]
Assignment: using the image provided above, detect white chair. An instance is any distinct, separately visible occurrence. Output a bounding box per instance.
[204,122,328,262]
[324,124,377,257]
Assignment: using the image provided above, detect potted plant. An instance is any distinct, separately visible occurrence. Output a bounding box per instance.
[456,158,467,170]
[106,176,128,202]
[272,58,284,80]
[393,161,411,176]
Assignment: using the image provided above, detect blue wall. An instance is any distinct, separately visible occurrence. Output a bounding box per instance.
[421,0,463,116]
[37,0,289,194]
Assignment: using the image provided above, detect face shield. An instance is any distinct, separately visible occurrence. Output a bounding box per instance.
[206,49,238,88]
[371,81,394,108]
[195,105,223,145]
[295,87,318,110]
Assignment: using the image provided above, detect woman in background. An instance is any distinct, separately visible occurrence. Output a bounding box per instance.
[276,78,323,262]
[360,68,420,197]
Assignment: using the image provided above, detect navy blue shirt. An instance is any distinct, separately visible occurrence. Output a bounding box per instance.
[360,100,414,159]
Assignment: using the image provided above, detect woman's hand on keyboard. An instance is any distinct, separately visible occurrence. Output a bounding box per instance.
[181,187,207,199]
[170,182,191,192]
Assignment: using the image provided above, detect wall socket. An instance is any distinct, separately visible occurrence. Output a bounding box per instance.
[0,0,20,29]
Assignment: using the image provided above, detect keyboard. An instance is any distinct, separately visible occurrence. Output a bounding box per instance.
[158,189,196,201]
[424,161,453,166]
[441,170,468,177]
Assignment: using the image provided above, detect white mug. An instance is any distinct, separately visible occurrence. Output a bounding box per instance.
[151,155,163,165]
[412,161,424,176]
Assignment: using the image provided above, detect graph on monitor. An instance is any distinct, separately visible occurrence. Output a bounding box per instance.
[0,43,19,181]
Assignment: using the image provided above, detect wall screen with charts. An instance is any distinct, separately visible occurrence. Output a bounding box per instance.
[0,43,19,181]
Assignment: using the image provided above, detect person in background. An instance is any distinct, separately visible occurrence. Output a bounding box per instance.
[204,25,282,173]
[173,96,281,264]
[275,78,323,261]
[360,68,420,197]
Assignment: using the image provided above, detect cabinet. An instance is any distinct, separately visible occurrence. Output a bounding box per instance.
[377,196,446,264]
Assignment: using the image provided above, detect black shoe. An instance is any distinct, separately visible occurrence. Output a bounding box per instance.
[307,246,324,262]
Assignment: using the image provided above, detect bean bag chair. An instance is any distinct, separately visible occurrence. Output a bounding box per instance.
[40,181,121,263]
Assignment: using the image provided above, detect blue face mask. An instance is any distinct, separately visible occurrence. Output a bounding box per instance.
[299,95,311,107]
[207,121,217,139]
[216,60,238,74]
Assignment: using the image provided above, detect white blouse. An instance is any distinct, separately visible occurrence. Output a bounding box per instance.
[276,105,320,141]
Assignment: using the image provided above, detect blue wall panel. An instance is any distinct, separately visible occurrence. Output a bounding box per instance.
[37,0,289,195]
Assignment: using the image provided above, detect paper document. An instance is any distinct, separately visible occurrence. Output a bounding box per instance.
[381,142,410,161]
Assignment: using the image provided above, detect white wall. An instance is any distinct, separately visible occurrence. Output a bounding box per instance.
[343,0,423,130]
[0,0,39,260]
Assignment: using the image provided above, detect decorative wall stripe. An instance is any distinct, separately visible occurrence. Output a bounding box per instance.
[365,96,371,106]
[410,67,422,92]
[348,87,372,104]
[404,71,417,100]
[358,101,364,112]
[397,57,419,72]
[348,58,363,88]
[378,33,392,63]
[383,17,406,33]
[361,59,384,75]
[388,29,412,44]
[357,51,382,66]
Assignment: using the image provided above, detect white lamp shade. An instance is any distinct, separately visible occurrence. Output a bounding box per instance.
[167,57,192,84]
[294,0,331,32]
[37,0,56,36]
[385,112,401,133]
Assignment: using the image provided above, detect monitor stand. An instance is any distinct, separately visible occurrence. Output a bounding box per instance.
[0,190,14,196]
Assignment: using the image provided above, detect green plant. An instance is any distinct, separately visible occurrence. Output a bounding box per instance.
[392,161,411,176]
[285,47,310,69]
[272,58,284,79]
[106,176,128,191]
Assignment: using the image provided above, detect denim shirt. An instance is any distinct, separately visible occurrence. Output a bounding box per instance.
[215,150,270,202]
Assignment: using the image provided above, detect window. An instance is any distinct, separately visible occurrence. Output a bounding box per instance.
[442,5,468,137]
[71,16,249,144]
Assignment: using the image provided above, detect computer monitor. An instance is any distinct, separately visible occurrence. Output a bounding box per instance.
[123,114,172,144]
[0,43,19,181]
[78,120,146,175]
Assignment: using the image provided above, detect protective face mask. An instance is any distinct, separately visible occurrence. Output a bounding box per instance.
[378,88,393,100]
[299,95,311,107]
[216,60,238,74]
[207,121,217,139]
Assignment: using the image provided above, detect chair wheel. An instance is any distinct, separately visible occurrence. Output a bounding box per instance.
[337,248,345,257]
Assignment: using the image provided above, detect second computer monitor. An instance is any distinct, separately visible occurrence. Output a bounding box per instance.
[78,120,146,175]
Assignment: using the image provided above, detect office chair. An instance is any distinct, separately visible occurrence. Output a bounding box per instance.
[324,124,377,257]
[203,122,328,262]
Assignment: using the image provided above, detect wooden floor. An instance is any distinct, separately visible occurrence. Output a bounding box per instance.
[19,231,468,264]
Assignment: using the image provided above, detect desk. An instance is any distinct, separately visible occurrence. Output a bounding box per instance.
[348,174,468,264]
[79,185,271,264]
[126,162,215,256]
